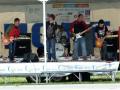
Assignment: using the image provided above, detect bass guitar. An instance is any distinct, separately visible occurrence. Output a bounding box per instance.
[72,24,96,40]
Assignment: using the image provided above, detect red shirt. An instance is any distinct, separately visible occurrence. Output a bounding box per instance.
[9,26,20,38]
[70,20,88,34]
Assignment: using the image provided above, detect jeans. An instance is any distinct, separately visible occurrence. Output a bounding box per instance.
[47,39,56,61]
[73,37,87,60]
[9,41,16,62]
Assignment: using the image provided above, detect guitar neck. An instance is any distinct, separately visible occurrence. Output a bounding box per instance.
[79,26,92,35]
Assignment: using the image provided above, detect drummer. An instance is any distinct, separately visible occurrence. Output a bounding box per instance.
[56,25,69,57]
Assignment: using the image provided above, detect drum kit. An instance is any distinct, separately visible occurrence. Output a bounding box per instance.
[55,43,64,58]
[55,27,68,60]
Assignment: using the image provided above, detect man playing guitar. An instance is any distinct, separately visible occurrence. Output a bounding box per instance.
[70,14,90,60]
[95,19,108,60]
[2,18,20,62]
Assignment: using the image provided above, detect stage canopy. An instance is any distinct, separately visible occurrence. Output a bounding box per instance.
[0,0,119,5]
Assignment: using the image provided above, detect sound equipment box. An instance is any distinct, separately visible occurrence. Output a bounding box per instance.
[104,31,118,61]
[14,38,31,57]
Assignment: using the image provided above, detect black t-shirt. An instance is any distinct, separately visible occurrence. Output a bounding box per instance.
[46,21,57,39]
[95,25,108,38]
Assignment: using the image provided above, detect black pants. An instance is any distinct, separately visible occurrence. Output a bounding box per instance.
[101,41,107,60]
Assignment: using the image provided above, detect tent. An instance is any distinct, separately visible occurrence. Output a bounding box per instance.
[0,0,119,5]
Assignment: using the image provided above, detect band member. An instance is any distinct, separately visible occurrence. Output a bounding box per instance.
[95,19,108,60]
[56,25,70,57]
[70,14,89,60]
[4,18,21,62]
[46,14,57,62]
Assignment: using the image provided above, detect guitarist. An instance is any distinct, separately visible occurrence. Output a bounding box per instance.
[70,14,89,60]
[95,19,108,60]
[5,18,21,62]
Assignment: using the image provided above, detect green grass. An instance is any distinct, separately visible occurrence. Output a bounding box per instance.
[51,72,120,84]
[0,72,120,85]
[90,72,120,83]
[0,77,27,85]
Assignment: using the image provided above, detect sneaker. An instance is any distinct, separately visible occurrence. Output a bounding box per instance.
[83,56,88,60]
[51,59,58,62]
[47,60,51,62]
[72,58,78,61]
[78,57,84,61]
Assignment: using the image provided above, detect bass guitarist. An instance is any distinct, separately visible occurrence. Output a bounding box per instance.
[70,14,91,60]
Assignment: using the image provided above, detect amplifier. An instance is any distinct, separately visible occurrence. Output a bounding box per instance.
[14,39,31,57]
[105,37,118,52]
[105,36,118,61]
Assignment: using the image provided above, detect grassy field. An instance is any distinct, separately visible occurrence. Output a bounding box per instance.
[0,72,120,85]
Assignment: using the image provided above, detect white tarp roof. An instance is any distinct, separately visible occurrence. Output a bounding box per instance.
[0,0,119,5]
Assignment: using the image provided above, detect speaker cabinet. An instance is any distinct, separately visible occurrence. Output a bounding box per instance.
[14,39,31,57]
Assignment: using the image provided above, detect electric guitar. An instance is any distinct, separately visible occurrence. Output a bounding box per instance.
[95,37,106,48]
[2,34,15,45]
[95,34,118,48]
[72,24,96,40]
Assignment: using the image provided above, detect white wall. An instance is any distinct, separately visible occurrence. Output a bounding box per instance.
[0,3,119,29]
[0,5,43,23]
[90,2,120,30]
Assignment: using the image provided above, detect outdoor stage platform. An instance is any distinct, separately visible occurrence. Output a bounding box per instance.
[0,56,118,63]
[0,57,119,83]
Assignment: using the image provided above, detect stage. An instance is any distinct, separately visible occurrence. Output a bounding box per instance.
[0,57,119,83]
[0,84,120,90]
[0,56,117,63]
